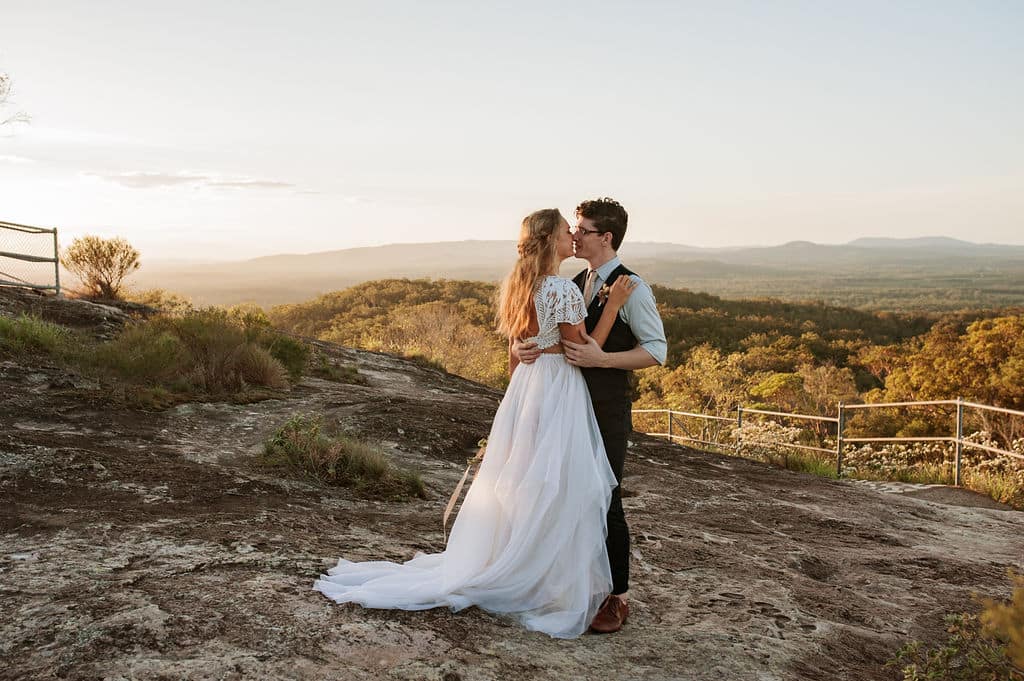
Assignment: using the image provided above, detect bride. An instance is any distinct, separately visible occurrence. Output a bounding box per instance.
[313,208,637,638]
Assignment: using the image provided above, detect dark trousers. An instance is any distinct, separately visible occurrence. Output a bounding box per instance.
[591,397,631,595]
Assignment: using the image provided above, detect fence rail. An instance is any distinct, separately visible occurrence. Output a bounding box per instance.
[0,220,60,293]
[634,397,1024,486]
[632,409,737,450]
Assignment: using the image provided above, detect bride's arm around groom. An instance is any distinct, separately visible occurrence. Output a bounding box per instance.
[562,275,665,370]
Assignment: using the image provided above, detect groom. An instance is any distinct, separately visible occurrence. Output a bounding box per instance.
[513,197,667,633]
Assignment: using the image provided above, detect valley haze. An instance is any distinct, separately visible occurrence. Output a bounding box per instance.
[129,236,1024,312]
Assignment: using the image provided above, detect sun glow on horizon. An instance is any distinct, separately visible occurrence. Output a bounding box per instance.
[1,2,1022,259]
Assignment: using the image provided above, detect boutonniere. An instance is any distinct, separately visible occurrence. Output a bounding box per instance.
[597,283,611,306]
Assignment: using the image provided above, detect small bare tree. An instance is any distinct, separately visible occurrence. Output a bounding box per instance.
[62,236,141,300]
[0,72,29,127]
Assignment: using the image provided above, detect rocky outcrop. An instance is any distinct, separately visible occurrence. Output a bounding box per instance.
[0,287,147,339]
[1,295,1021,681]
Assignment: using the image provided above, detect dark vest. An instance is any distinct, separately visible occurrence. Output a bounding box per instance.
[573,264,638,403]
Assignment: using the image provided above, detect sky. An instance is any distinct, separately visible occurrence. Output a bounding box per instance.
[1,0,1022,261]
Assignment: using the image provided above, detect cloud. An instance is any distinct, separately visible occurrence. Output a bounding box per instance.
[0,154,35,164]
[86,171,295,191]
[21,126,152,147]
[88,171,209,188]
[206,179,295,189]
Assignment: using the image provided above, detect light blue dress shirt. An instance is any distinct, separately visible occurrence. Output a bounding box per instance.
[585,256,667,365]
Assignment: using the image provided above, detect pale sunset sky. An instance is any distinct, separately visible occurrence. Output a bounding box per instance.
[1,1,1022,261]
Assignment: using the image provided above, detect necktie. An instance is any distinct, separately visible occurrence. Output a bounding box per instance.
[583,269,599,306]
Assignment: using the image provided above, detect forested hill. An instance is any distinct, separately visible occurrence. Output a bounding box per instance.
[270,280,509,388]
[268,280,1023,437]
[651,285,936,362]
[269,278,939,349]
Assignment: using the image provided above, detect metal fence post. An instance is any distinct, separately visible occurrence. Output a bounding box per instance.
[667,410,674,442]
[954,397,963,486]
[52,228,61,296]
[836,402,846,477]
[736,406,743,454]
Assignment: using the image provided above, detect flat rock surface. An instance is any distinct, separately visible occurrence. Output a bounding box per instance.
[2,338,1022,681]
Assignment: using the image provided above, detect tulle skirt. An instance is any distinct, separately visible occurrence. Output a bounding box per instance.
[313,353,618,638]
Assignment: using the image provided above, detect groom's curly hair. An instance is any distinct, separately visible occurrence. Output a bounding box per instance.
[575,197,628,250]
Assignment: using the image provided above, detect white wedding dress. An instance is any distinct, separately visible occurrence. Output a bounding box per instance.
[313,275,618,638]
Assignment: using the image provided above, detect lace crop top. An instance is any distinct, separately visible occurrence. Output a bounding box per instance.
[523,276,588,350]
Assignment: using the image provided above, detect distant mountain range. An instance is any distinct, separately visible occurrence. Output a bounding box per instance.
[847,236,1008,251]
[132,237,1024,310]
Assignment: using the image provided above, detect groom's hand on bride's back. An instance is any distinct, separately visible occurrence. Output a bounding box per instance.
[511,339,541,365]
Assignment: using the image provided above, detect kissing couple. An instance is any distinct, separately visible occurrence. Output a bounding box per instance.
[315,197,667,638]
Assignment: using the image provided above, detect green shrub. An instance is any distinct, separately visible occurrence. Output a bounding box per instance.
[311,354,367,384]
[221,305,309,381]
[87,326,189,384]
[125,288,194,314]
[0,306,308,406]
[80,308,299,397]
[888,574,1024,680]
[260,334,309,381]
[847,462,955,486]
[261,414,425,499]
[230,343,289,390]
[0,314,71,355]
[965,469,1024,509]
[762,450,839,478]
[982,573,1024,671]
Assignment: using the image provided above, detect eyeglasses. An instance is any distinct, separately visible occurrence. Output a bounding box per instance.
[573,227,604,237]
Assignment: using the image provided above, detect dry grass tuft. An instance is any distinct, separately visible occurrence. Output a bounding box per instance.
[1,306,309,406]
[84,309,297,397]
[0,314,71,355]
[232,343,290,390]
[261,414,425,499]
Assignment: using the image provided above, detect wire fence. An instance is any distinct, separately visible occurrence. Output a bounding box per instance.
[634,398,1024,487]
[0,220,60,293]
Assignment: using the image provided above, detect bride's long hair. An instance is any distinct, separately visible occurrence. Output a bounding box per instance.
[496,209,562,340]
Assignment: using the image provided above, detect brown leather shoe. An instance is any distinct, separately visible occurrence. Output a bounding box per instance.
[590,594,629,633]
